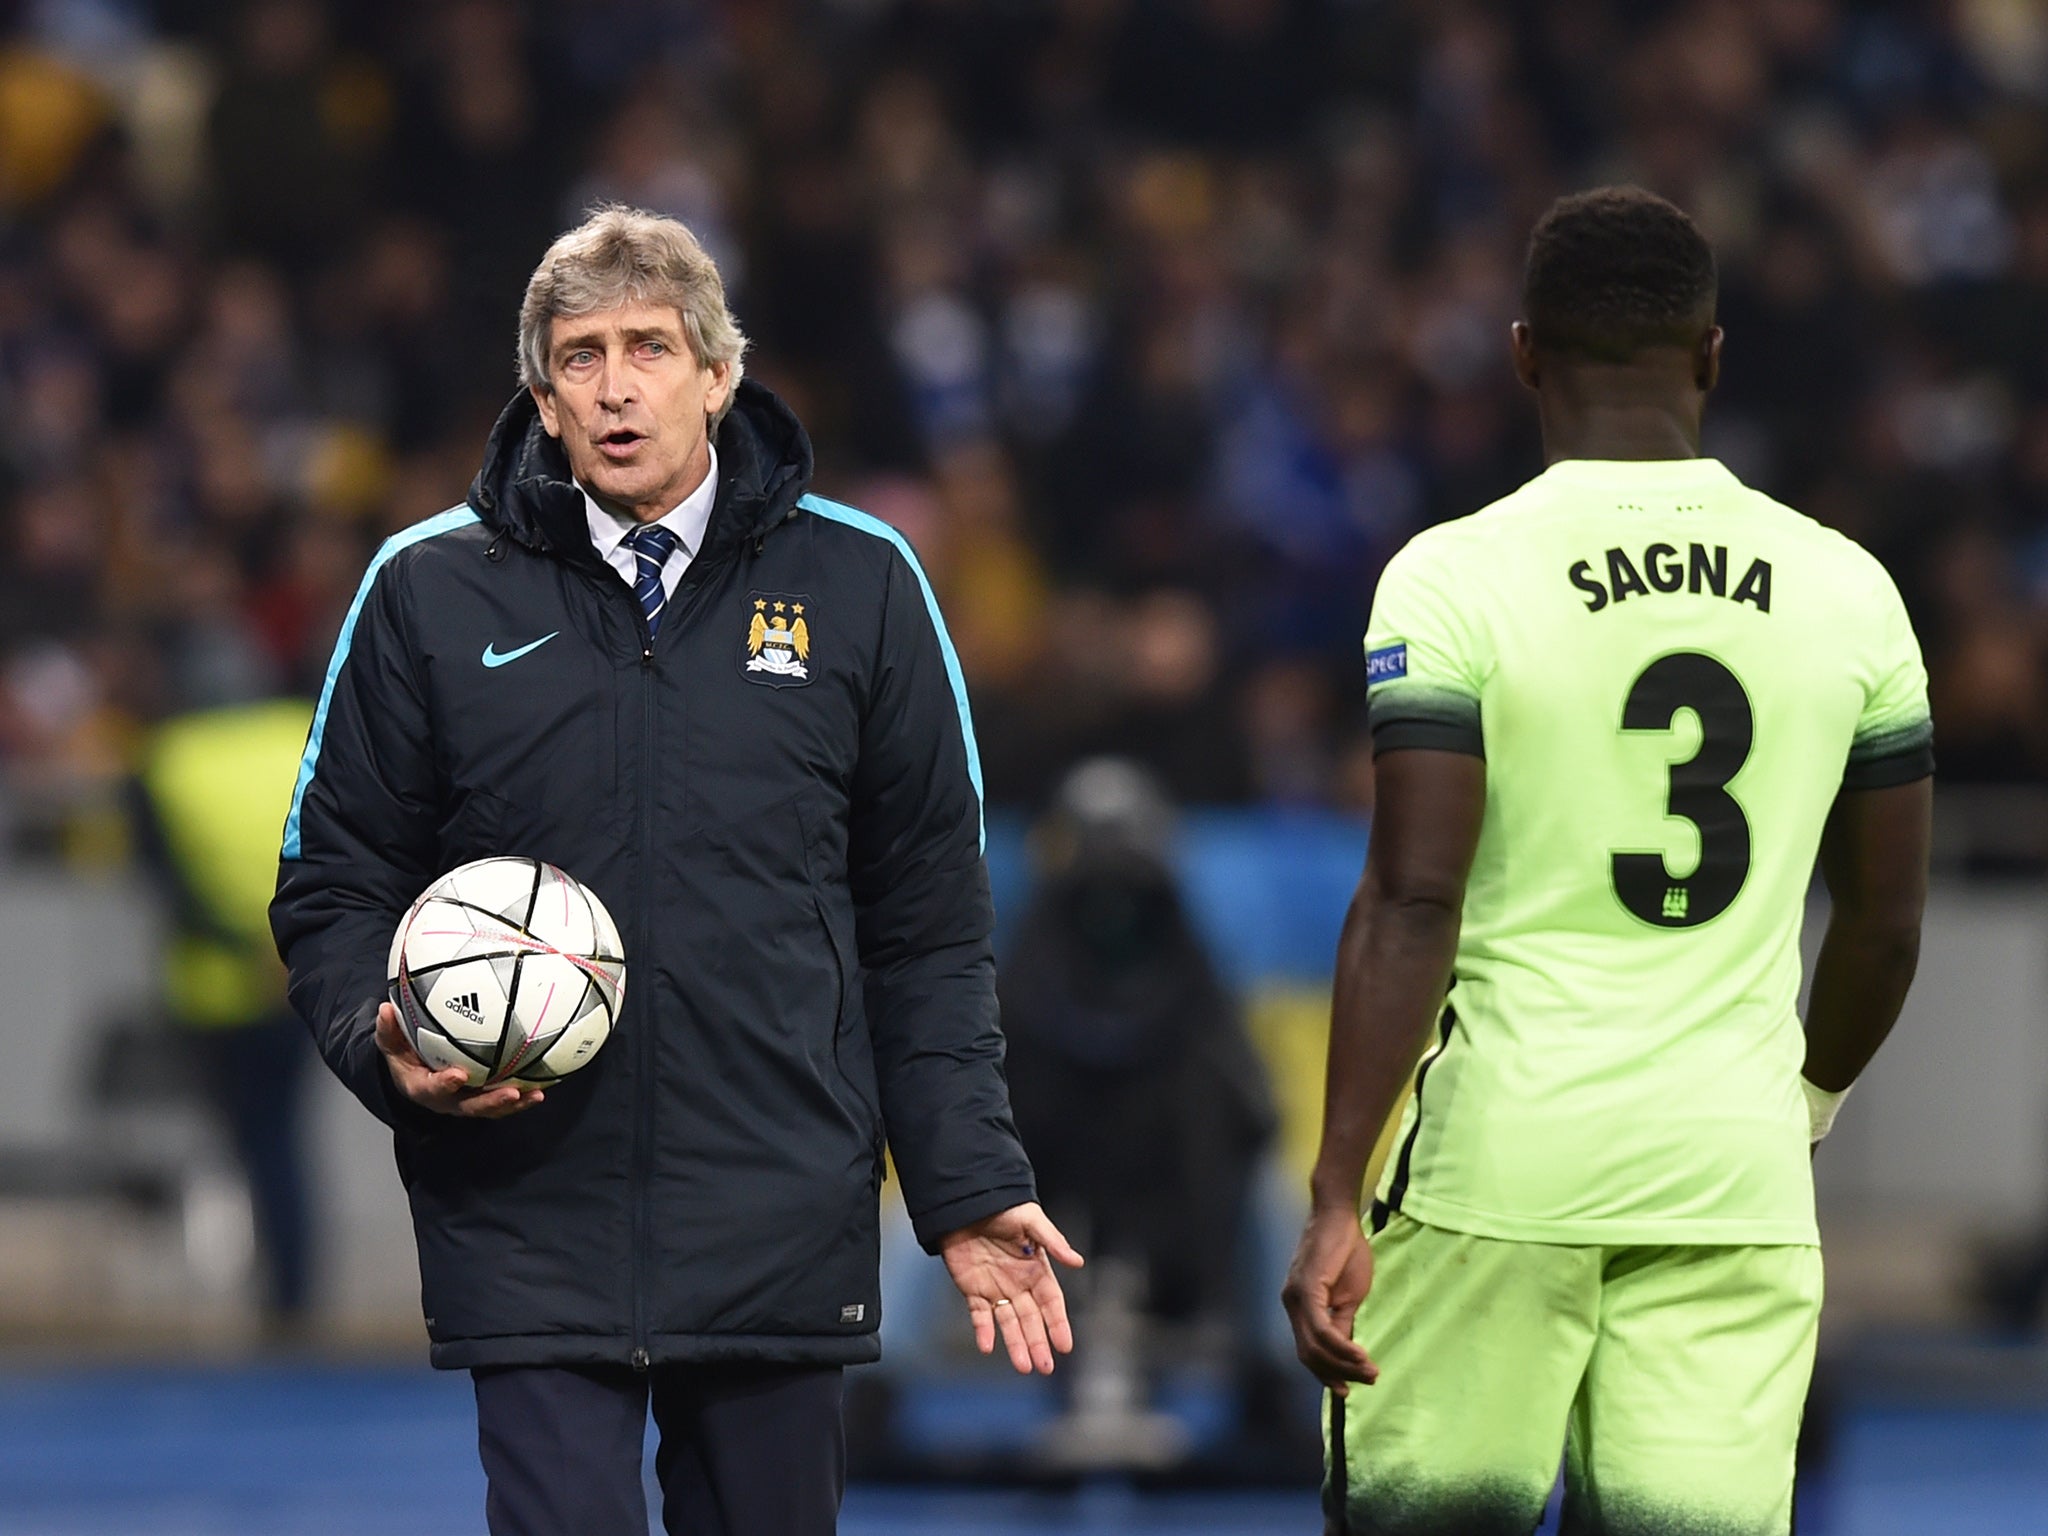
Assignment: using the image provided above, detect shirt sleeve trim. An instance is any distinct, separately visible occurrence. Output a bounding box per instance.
[1370,718,1486,758]
[1840,746,1935,791]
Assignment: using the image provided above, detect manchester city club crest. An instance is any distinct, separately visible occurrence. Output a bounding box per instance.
[742,593,813,687]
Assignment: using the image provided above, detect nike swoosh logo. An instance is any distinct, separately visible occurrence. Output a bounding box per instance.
[481,632,560,668]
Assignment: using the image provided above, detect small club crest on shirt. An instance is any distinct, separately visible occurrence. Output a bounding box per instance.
[742,593,813,687]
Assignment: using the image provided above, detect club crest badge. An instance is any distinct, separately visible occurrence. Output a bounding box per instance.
[742,593,813,687]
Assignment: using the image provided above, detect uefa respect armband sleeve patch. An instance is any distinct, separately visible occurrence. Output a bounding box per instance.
[1366,643,1408,685]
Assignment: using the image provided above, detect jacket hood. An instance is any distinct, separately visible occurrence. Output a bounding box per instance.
[465,378,815,564]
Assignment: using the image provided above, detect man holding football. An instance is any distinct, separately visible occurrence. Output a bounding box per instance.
[274,205,1079,1536]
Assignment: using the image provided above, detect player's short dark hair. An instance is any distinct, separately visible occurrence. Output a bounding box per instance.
[1522,187,1717,363]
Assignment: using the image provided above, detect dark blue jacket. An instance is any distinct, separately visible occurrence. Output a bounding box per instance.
[271,381,1034,1369]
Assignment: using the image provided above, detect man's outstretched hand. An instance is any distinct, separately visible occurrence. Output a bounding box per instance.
[937,1202,1084,1375]
[375,1001,545,1118]
[1282,1204,1379,1395]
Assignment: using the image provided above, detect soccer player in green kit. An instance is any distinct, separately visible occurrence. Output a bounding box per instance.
[1282,186,1933,1535]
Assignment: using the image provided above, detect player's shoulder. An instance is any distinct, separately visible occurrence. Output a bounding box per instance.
[1380,478,1551,582]
[369,504,488,589]
[1731,482,1896,595]
[795,491,921,582]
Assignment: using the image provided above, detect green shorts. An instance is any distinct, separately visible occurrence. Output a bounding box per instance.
[1324,1211,1823,1536]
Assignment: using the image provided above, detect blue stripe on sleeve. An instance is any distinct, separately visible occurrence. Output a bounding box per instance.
[799,493,986,852]
[281,505,481,860]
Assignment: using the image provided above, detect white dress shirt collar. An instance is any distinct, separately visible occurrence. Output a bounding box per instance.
[582,443,719,595]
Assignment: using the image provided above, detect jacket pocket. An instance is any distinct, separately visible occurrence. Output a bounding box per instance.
[797,800,881,1149]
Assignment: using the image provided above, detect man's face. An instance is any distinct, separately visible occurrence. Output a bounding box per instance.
[532,300,732,520]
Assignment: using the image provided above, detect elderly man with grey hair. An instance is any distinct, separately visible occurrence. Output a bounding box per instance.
[272,205,1081,1536]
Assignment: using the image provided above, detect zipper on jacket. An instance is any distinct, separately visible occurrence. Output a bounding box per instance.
[572,561,660,1370]
[633,637,657,1366]
[593,555,725,1370]
[623,564,717,1370]
[626,581,656,1371]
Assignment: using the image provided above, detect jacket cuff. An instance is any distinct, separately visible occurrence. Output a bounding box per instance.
[910,1183,1039,1255]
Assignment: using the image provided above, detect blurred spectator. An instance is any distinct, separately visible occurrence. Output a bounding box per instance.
[1,473,101,641]
[564,74,744,287]
[1924,522,2048,783]
[0,40,109,210]
[156,535,280,711]
[206,0,382,276]
[387,0,565,395]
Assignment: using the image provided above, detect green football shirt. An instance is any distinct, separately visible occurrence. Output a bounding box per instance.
[1366,457,1932,1245]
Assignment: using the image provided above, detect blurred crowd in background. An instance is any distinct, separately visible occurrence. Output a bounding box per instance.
[3,0,2048,853]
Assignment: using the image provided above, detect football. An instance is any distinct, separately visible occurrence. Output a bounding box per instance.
[387,857,626,1087]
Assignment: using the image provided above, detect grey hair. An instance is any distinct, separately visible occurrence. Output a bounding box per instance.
[519,205,748,426]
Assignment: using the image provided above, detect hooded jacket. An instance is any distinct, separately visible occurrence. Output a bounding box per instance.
[271,381,1034,1369]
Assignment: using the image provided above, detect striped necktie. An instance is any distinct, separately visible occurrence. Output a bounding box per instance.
[623,523,680,637]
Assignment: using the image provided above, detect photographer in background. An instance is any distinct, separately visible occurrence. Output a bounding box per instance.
[1002,759,1276,1464]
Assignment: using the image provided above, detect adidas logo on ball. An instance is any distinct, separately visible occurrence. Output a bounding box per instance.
[444,991,485,1025]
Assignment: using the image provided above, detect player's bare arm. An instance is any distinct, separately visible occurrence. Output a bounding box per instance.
[1803,778,1932,1095]
[1283,748,1486,1394]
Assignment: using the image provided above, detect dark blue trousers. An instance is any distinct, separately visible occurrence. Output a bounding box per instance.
[472,1362,845,1536]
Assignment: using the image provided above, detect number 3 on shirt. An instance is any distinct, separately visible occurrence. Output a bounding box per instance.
[1610,652,1755,928]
